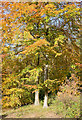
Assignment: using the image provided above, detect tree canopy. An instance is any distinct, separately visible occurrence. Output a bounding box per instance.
[1,1,81,108]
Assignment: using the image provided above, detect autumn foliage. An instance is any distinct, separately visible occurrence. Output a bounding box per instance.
[1,2,81,109]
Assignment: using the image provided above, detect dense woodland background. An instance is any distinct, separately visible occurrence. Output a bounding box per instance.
[1,1,81,118]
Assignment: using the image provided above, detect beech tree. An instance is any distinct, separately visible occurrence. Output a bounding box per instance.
[2,2,81,108]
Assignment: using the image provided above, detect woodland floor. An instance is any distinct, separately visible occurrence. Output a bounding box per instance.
[2,104,64,118]
[2,81,81,119]
[2,95,80,119]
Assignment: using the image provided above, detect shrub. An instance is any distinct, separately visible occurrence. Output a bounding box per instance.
[2,88,33,108]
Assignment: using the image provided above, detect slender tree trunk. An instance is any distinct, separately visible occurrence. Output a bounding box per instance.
[43,87,48,108]
[43,55,48,108]
[34,54,40,106]
[43,28,49,108]
[34,80,39,105]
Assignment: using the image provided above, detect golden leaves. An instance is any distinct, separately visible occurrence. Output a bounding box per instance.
[24,85,37,90]
[24,30,34,39]
[20,39,50,55]
[45,4,55,9]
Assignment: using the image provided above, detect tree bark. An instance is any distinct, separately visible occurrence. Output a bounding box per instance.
[43,87,48,108]
[43,55,48,108]
[34,54,40,106]
[34,80,39,105]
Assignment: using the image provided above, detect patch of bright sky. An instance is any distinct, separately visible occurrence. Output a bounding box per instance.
[41,14,46,18]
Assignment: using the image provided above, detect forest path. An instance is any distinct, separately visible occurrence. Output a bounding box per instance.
[2,104,62,118]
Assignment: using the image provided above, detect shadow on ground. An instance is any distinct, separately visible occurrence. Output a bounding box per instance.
[1,114,8,119]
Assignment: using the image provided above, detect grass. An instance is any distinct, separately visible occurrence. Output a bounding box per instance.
[2,77,81,118]
[2,95,80,118]
[2,104,56,118]
[49,96,80,118]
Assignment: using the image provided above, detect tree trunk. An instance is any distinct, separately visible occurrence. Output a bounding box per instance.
[43,87,48,108]
[34,81,39,105]
[34,54,40,106]
[43,55,48,108]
